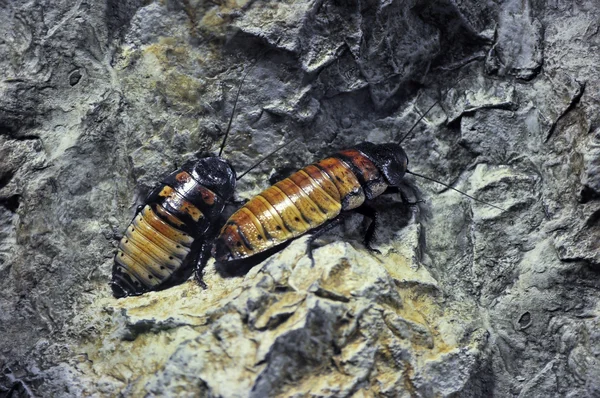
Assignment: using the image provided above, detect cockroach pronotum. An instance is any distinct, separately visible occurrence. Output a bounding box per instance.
[213,101,504,267]
[110,62,290,298]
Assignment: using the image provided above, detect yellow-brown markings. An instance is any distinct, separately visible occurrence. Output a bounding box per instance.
[315,157,364,201]
[115,252,158,287]
[142,206,194,246]
[124,227,181,270]
[175,171,189,183]
[217,155,379,261]
[158,186,204,222]
[175,171,216,205]
[337,149,389,198]
[218,222,255,259]
[218,162,350,260]
[274,178,328,227]
[132,215,190,259]
[118,238,172,281]
[196,185,216,206]
[337,149,381,182]
[179,200,203,222]
[223,183,319,257]
[261,186,311,234]
[154,203,186,227]
[235,208,273,252]
[115,205,197,290]
[303,165,341,202]
[289,170,341,218]
[245,195,293,241]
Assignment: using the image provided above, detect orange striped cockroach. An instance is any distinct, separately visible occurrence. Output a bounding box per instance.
[110,62,290,298]
[213,101,504,268]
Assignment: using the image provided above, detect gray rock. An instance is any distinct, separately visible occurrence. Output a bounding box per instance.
[1,0,600,397]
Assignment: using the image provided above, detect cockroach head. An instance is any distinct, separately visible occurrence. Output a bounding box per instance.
[186,156,237,200]
[353,142,408,186]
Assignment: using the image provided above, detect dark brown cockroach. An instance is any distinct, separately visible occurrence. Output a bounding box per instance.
[213,107,504,267]
[111,156,237,298]
[110,61,286,298]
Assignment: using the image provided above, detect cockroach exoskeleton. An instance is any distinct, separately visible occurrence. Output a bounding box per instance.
[110,156,237,298]
[212,142,410,266]
[213,106,504,270]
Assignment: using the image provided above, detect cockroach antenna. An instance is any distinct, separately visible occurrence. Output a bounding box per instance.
[218,53,267,158]
[236,138,298,181]
[406,169,506,211]
[399,76,467,144]
[399,78,506,212]
[398,99,440,144]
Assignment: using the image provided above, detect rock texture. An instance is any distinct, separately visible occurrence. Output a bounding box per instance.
[1,0,600,396]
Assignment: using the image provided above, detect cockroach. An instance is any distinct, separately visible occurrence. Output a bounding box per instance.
[213,101,504,266]
[110,156,235,298]
[110,63,290,298]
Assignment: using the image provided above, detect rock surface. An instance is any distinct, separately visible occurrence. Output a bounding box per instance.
[1,0,600,396]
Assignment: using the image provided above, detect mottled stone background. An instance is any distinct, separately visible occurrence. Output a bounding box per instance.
[1,0,599,396]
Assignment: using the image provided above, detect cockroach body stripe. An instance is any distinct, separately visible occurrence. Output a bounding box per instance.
[111,158,236,298]
[213,142,408,263]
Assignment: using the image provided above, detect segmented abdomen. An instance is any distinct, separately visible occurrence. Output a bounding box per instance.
[216,148,387,261]
[113,204,194,290]
[112,169,223,296]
